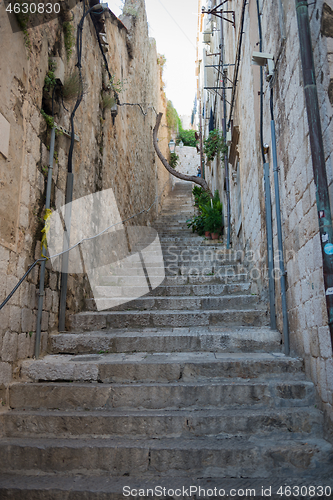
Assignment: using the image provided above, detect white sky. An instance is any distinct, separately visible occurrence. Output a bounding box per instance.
[106,0,198,117]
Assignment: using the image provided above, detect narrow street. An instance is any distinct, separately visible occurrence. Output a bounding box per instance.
[0,181,332,498]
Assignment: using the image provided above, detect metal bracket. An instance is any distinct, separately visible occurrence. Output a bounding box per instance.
[54,122,80,142]
[202,7,235,28]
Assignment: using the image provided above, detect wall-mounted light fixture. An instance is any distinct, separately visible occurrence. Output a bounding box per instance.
[168,139,176,153]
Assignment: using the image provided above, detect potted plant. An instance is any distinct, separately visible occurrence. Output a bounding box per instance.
[200,191,224,240]
[203,129,228,163]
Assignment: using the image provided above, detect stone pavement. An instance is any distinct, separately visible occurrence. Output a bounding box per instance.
[0,181,332,499]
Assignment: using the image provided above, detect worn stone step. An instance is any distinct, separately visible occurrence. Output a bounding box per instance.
[9,379,315,411]
[98,273,249,287]
[20,353,303,384]
[49,326,281,355]
[151,282,252,296]
[86,295,260,312]
[0,407,324,440]
[69,308,268,331]
[160,244,235,251]
[98,263,241,278]
[0,436,331,478]
[88,282,252,299]
[0,474,332,500]
[159,237,212,245]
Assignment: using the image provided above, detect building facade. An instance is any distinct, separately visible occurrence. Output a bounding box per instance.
[197,0,333,438]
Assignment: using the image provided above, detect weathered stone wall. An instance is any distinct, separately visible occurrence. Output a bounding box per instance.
[175,146,200,177]
[0,0,170,387]
[221,0,333,437]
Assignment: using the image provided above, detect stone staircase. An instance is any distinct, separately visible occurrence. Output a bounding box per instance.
[0,181,332,499]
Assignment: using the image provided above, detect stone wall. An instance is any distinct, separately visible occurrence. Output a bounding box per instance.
[221,0,333,438]
[175,145,200,177]
[0,0,170,387]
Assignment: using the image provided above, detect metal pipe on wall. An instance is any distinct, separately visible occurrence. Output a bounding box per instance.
[264,162,277,331]
[256,0,276,330]
[296,0,333,349]
[220,15,231,249]
[58,172,74,332]
[270,89,290,355]
[199,97,205,179]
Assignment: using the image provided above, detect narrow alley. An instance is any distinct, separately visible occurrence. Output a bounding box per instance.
[0,182,332,498]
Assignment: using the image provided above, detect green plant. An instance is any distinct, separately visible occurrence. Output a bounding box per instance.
[186,214,206,236]
[200,191,224,234]
[157,53,166,69]
[62,71,82,101]
[169,152,179,169]
[203,129,227,162]
[189,189,223,236]
[192,186,210,208]
[109,75,125,94]
[201,205,223,234]
[14,1,31,52]
[42,166,48,177]
[102,93,116,110]
[28,331,33,338]
[166,100,180,133]
[44,70,56,92]
[41,109,55,129]
[44,60,57,93]
[177,128,197,147]
[123,4,138,16]
[63,21,75,60]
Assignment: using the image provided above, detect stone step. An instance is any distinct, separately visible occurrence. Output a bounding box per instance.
[69,308,268,332]
[98,273,249,287]
[159,237,212,245]
[150,282,253,296]
[159,243,234,250]
[0,407,324,440]
[0,436,331,478]
[0,474,332,500]
[122,256,240,265]
[20,352,302,384]
[86,282,252,299]
[86,295,260,312]
[99,263,241,278]
[49,326,281,355]
[98,267,249,288]
[8,379,316,411]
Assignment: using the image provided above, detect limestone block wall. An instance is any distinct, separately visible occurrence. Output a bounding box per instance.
[221,0,333,437]
[175,146,200,177]
[0,0,170,388]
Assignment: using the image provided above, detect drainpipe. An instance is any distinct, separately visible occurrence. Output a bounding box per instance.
[58,172,74,332]
[220,16,231,249]
[296,0,333,349]
[256,0,276,330]
[270,89,290,355]
[199,97,205,179]
[35,125,55,358]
